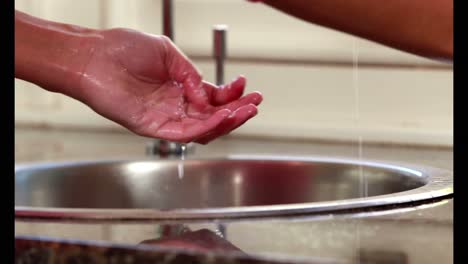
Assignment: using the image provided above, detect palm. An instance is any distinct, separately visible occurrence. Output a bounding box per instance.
[79,28,262,143]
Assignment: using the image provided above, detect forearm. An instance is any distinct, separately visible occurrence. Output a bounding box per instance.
[262,0,453,61]
[15,10,102,96]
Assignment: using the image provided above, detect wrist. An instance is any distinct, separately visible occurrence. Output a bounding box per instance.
[56,31,103,99]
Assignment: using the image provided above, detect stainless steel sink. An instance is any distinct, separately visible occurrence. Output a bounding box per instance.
[15,155,452,220]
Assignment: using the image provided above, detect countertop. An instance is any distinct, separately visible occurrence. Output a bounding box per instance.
[14,127,453,264]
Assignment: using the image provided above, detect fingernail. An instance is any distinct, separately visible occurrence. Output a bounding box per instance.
[252,92,263,104]
[248,104,258,115]
[222,109,232,116]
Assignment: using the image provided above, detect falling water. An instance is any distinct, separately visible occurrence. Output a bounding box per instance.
[352,37,366,260]
[178,144,186,179]
[352,39,368,198]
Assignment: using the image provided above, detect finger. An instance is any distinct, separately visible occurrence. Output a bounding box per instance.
[163,37,209,105]
[203,75,246,106]
[195,104,258,144]
[151,109,232,143]
[183,71,209,106]
[219,91,262,112]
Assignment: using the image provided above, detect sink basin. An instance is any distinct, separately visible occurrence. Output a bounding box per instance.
[15,155,452,220]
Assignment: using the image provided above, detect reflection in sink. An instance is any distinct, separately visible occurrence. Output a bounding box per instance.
[15,156,452,220]
[140,228,244,254]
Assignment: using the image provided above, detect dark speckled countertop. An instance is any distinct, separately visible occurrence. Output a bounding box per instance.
[14,127,453,264]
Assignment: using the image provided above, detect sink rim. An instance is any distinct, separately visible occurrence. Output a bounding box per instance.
[15,155,453,220]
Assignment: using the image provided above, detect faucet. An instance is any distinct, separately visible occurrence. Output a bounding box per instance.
[212,25,229,239]
[162,0,174,40]
[213,24,228,86]
[146,0,185,157]
[146,1,228,158]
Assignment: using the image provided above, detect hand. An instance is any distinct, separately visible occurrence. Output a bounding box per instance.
[77,28,262,144]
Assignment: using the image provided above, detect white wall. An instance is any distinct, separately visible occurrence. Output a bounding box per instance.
[14,0,453,146]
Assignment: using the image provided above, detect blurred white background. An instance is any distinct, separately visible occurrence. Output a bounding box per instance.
[14,0,453,146]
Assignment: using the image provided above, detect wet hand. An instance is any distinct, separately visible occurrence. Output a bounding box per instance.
[78,28,262,143]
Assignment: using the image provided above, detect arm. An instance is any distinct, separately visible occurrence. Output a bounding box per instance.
[15,10,262,143]
[257,0,453,61]
[15,10,100,97]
